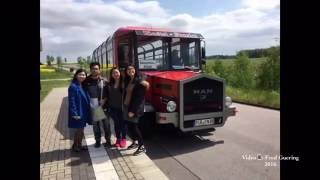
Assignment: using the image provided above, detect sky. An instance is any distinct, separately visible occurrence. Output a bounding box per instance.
[40,0,280,62]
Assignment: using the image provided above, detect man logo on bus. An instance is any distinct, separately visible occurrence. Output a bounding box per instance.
[193,89,213,101]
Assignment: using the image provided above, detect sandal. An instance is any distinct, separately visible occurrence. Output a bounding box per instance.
[133,145,146,156]
[127,142,138,150]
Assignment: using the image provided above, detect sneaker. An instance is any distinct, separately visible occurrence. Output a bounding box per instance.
[133,145,146,156]
[114,139,121,147]
[94,142,101,148]
[120,139,127,148]
[127,142,138,150]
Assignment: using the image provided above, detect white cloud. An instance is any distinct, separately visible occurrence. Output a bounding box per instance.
[40,0,279,62]
[242,0,279,10]
[113,0,168,18]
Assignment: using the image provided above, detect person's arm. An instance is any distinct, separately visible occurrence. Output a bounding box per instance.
[102,83,110,109]
[68,85,80,119]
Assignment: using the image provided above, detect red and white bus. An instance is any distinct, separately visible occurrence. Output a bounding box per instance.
[92,26,236,135]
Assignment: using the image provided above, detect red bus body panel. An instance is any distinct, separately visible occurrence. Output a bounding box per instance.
[142,71,200,112]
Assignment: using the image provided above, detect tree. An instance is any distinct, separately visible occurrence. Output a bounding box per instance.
[231,54,254,89]
[256,47,280,91]
[50,56,55,64]
[87,56,91,64]
[46,55,54,66]
[77,56,83,63]
[77,56,86,68]
[46,55,51,66]
[57,56,62,69]
[213,59,232,84]
[213,60,224,77]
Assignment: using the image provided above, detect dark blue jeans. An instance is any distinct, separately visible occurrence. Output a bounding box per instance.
[109,107,127,139]
[92,116,111,143]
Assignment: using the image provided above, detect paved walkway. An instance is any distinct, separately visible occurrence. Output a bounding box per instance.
[40,87,168,180]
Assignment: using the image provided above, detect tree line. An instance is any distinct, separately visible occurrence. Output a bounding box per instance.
[206,55,236,59]
[46,55,92,68]
[207,46,280,59]
[236,46,280,58]
[46,55,68,67]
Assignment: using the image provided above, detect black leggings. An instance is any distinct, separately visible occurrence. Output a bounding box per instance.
[127,121,143,146]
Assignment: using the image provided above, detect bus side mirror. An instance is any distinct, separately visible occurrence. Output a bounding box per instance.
[201,47,206,59]
[202,60,206,65]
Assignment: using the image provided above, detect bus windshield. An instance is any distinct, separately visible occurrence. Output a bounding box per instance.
[136,36,200,70]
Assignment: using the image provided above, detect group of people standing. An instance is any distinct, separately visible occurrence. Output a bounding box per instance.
[68,62,149,156]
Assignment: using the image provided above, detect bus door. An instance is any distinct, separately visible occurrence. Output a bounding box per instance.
[118,35,134,68]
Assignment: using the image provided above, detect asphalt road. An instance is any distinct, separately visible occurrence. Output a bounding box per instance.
[144,103,280,180]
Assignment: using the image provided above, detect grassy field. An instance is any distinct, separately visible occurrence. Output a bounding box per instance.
[40,80,71,102]
[226,86,280,109]
[40,65,110,102]
[40,69,73,79]
[40,66,72,102]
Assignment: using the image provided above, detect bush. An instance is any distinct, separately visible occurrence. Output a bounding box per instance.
[212,60,234,84]
[256,47,280,91]
[230,54,254,89]
[203,62,215,76]
[213,60,223,76]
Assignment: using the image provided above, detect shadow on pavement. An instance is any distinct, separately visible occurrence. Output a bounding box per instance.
[41,96,96,179]
[67,149,93,167]
[144,127,224,160]
[40,149,71,165]
[55,97,72,140]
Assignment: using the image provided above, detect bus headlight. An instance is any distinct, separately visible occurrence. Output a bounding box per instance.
[166,101,177,112]
[225,96,232,107]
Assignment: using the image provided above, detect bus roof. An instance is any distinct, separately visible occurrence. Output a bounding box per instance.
[113,26,204,39]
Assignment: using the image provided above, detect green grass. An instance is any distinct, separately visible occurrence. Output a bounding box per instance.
[226,86,280,109]
[40,69,73,79]
[40,80,71,102]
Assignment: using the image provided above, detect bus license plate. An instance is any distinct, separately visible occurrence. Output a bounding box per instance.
[194,118,214,127]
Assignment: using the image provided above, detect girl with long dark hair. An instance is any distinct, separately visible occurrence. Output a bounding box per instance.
[107,67,127,148]
[123,65,149,155]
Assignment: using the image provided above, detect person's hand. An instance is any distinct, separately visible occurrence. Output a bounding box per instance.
[128,112,135,118]
[99,99,106,106]
[72,116,81,120]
